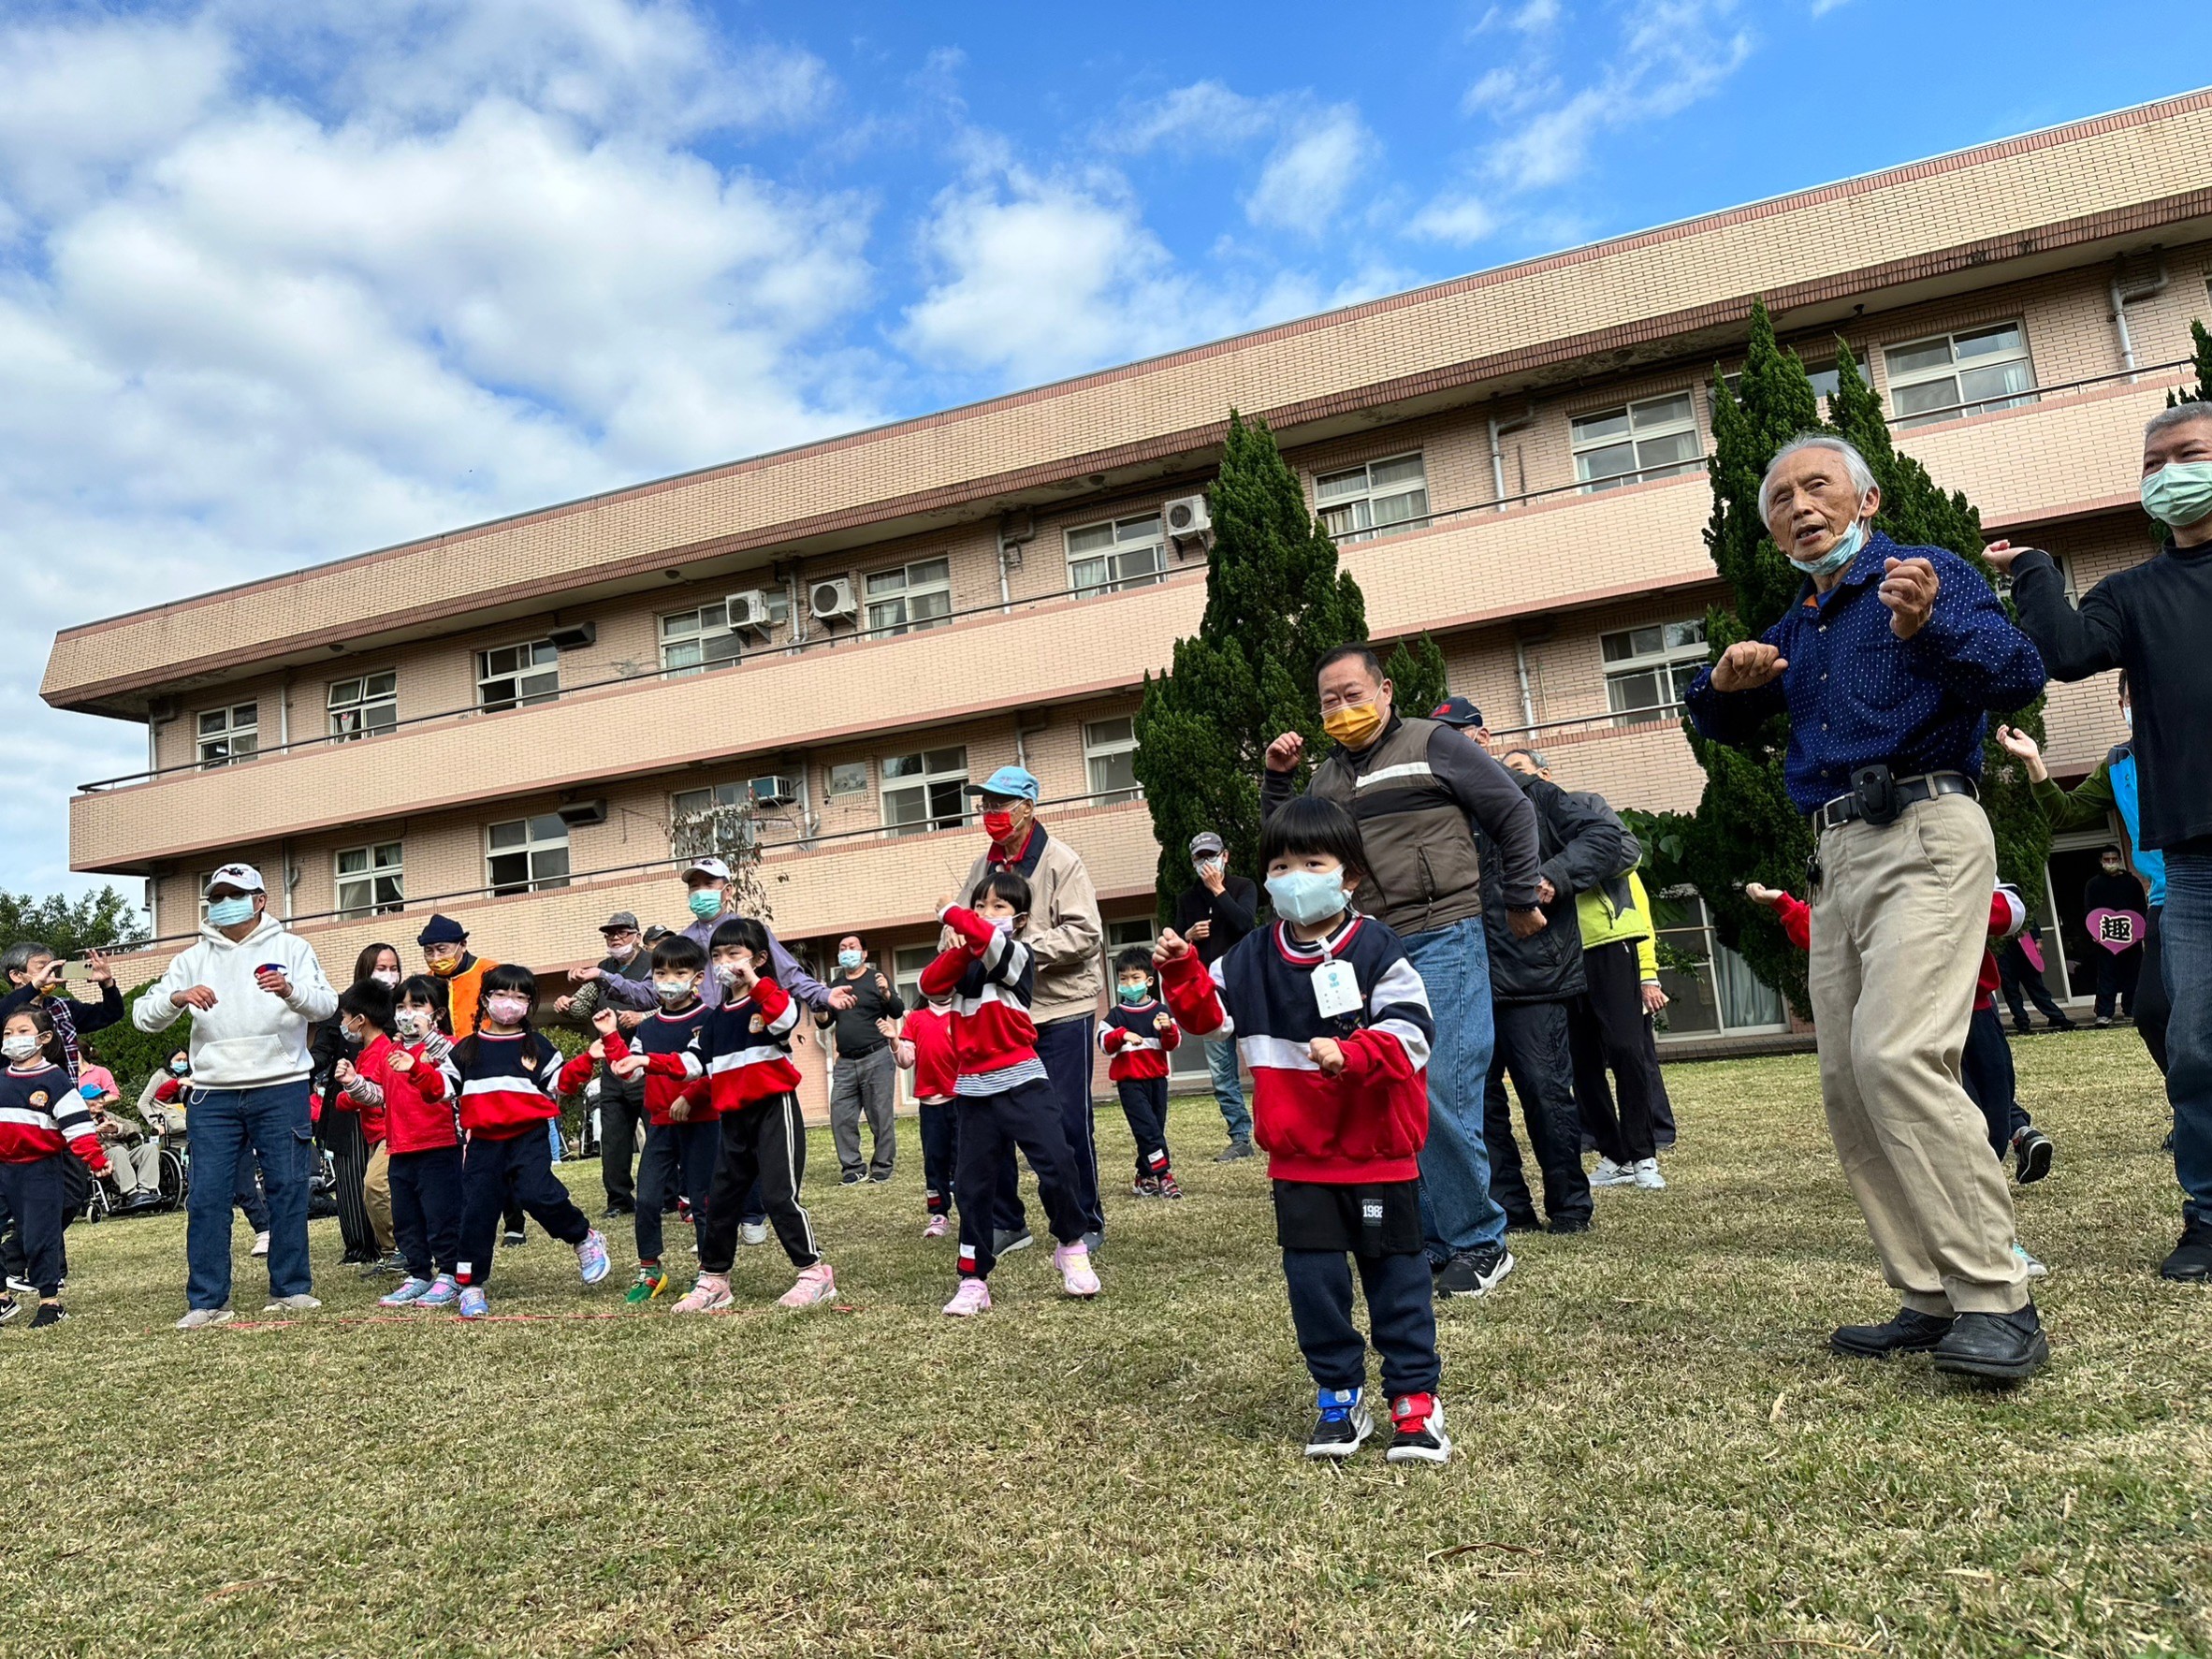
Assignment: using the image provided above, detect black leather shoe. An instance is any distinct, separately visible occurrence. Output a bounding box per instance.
[1502,1211,1543,1233]
[1547,1215,1592,1235]
[2159,1222,2212,1283]
[1931,1302,2048,1385]
[1830,1306,1955,1360]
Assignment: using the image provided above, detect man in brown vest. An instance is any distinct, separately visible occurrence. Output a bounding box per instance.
[1263,644,1545,1298]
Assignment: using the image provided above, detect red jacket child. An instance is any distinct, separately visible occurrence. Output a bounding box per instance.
[918,906,1039,1082]
[560,1005,712,1124]
[1764,883,2028,1010]
[361,1034,461,1156]
[658,977,804,1110]
[1099,999,1180,1081]
[897,1004,958,1103]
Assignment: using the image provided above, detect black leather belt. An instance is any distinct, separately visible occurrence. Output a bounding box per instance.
[1813,770,1975,832]
[840,1041,887,1061]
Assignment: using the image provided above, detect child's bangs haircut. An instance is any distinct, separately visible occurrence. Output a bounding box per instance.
[337,977,397,1034]
[651,933,707,974]
[708,915,775,979]
[475,963,540,1029]
[395,974,451,1033]
[5,1004,65,1068]
[1113,946,1156,978]
[1258,795,1368,880]
[968,867,1032,915]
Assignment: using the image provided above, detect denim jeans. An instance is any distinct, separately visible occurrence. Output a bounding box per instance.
[1206,1034,1251,1142]
[1402,914,1506,1261]
[2161,851,2212,1230]
[185,1081,313,1310]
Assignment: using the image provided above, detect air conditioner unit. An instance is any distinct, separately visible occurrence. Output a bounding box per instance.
[808,576,858,622]
[547,621,597,652]
[749,774,801,807]
[556,798,608,828]
[1163,494,1213,541]
[725,589,777,633]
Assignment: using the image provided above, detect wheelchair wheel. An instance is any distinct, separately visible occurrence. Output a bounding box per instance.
[159,1144,189,1210]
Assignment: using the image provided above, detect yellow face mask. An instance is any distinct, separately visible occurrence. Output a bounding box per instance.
[1322,702,1385,750]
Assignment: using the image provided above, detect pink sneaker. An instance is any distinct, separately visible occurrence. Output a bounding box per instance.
[670,1273,733,1313]
[941,1277,992,1317]
[1054,1242,1100,1298]
[922,1214,950,1239]
[777,1262,837,1309]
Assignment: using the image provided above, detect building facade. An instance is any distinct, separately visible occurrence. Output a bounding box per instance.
[43,92,2212,1112]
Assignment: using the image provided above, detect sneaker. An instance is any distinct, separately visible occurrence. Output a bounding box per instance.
[1548,1215,1593,1235]
[1386,1394,1452,1464]
[28,1302,66,1330]
[2094,1016,2114,1028]
[1214,1139,1255,1163]
[739,1221,768,1247]
[263,1293,322,1315]
[379,1276,435,1308]
[867,1170,894,1185]
[993,1227,1034,1257]
[1081,1230,1104,1258]
[1303,1387,1372,1459]
[458,1287,489,1319]
[1434,1243,1515,1299]
[1631,1157,1667,1192]
[1588,1157,1637,1188]
[1157,1172,1185,1201]
[1054,1242,1100,1298]
[2159,1222,2212,1283]
[575,1229,611,1286]
[1130,1177,1162,1200]
[1503,1212,1544,1234]
[502,1230,526,1248]
[416,1274,459,1308]
[602,1201,634,1219]
[624,1266,669,1305]
[0,1296,18,1325]
[5,1275,35,1295]
[359,1251,405,1279]
[175,1306,234,1332]
[941,1277,992,1317]
[922,1214,950,1239]
[2012,1127,2055,1185]
[777,1262,837,1309]
[670,1273,733,1314]
[840,1171,866,1186]
[2012,1242,2049,1280]
[251,1230,271,1257]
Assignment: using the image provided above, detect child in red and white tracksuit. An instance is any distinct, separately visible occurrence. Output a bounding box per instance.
[893,997,959,1238]
[358,975,465,1307]
[1099,946,1183,1198]
[0,1004,110,1325]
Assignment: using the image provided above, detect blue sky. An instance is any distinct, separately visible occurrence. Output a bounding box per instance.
[4,0,2210,906]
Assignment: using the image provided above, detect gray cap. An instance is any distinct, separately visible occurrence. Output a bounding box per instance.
[1188,832,1224,858]
[601,910,641,934]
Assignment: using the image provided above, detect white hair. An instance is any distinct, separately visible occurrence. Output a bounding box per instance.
[1757,434,1876,523]
[2145,401,2212,443]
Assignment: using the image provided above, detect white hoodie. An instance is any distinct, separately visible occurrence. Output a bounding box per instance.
[132,913,339,1089]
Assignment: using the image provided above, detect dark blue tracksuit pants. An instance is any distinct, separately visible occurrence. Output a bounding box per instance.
[919,1099,958,1216]
[992,1014,1100,1237]
[959,1077,1085,1280]
[1959,1004,2031,1159]
[457,1129,590,1288]
[635,1119,719,1262]
[1282,1247,1440,1399]
[389,1143,463,1280]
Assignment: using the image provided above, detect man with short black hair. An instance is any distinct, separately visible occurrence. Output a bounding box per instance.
[1173,831,1259,1160]
[560,911,654,1215]
[816,935,905,1185]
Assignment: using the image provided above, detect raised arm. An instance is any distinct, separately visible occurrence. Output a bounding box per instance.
[1896,549,2045,708]
[1998,544,2124,682]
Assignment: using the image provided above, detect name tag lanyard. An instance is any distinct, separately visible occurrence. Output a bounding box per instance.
[1309,930,1364,1021]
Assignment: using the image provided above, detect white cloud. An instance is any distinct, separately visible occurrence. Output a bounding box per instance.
[1247,107,1378,235]
[1406,193,1500,245]
[1113,80,1276,152]
[1112,80,1379,238]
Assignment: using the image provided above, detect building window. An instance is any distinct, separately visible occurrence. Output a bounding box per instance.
[864,558,953,636]
[327,672,398,740]
[661,593,789,677]
[671,781,748,819]
[825,761,868,797]
[486,814,570,895]
[1886,322,2035,427]
[1652,891,1785,1039]
[477,640,560,711]
[1314,453,1430,541]
[1571,392,1702,491]
[1067,514,1166,599]
[195,703,257,767]
[1715,356,1853,415]
[335,842,404,918]
[881,747,968,837]
[1601,619,1709,723]
[1083,717,1141,804]
[892,944,935,1008]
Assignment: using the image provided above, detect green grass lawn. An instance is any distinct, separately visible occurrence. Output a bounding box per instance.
[6,1029,2207,1657]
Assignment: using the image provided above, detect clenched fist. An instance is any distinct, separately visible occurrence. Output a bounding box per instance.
[1709,641,1789,692]
[1265,732,1306,774]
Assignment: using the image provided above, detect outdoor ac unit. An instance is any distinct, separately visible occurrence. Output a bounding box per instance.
[556,798,608,828]
[726,589,777,633]
[749,774,801,807]
[808,576,858,622]
[1163,494,1213,540]
[547,621,597,652]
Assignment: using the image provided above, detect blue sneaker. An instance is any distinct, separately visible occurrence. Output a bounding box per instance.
[378,1276,434,1308]
[576,1229,611,1286]
[458,1286,489,1320]
[416,1274,459,1308]
[1303,1387,1372,1459]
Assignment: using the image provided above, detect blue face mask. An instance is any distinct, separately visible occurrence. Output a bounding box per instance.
[1788,517,1865,578]
[1267,868,1348,927]
[687,889,723,921]
[837,950,863,971]
[206,896,256,928]
[1117,982,1150,1004]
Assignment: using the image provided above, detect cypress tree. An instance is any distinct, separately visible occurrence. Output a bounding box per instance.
[1382,633,1450,718]
[1132,412,1368,919]
[2167,317,2212,405]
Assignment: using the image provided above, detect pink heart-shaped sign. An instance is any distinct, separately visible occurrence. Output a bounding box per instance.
[2086,908,2146,955]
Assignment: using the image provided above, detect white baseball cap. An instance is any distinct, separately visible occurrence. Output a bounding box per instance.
[204,863,265,895]
[681,856,731,881]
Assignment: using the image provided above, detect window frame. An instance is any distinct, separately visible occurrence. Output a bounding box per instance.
[862,556,954,637]
[484,813,572,896]
[194,702,259,768]
[1885,321,2036,428]
[334,840,405,919]
[1065,513,1167,599]
[1599,618,1710,725]
[880,746,970,837]
[1312,451,1431,542]
[1082,716,1142,805]
[1569,391,1703,493]
[326,670,398,741]
[476,639,561,712]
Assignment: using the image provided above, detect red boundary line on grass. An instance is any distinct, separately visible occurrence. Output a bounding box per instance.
[196,1304,865,1329]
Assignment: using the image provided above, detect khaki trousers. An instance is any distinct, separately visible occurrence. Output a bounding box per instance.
[1809,792,2026,1317]
[364,1143,394,1254]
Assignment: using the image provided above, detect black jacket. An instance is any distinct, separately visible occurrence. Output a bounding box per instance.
[1476,774,1639,1004]
[1172,874,1260,967]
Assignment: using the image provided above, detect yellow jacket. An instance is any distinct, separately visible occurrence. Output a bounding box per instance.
[1576,870,1662,982]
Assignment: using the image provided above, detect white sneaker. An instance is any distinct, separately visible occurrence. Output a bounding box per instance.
[251,1231,271,1257]
[1589,1157,1636,1188]
[263,1294,321,1315]
[1631,1157,1667,1191]
[941,1277,991,1317]
[2012,1242,2049,1279]
[175,1307,234,1331]
[1054,1241,1100,1298]
[739,1221,768,1247]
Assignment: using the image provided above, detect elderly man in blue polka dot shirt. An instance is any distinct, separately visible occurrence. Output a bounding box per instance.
[1686,433,2049,1387]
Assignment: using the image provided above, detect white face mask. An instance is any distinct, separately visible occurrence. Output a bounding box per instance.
[394,1010,427,1040]
[2123,704,2133,730]
[2,1034,40,1064]
[371,968,401,987]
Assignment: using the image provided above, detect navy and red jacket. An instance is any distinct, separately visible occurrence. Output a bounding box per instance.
[1099,998,1180,1081]
[0,1062,110,1171]
[898,1005,957,1103]
[1159,912,1433,1186]
[376,1035,462,1156]
[670,976,803,1111]
[575,1003,712,1124]
[449,1029,564,1139]
[919,907,1040,1088]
